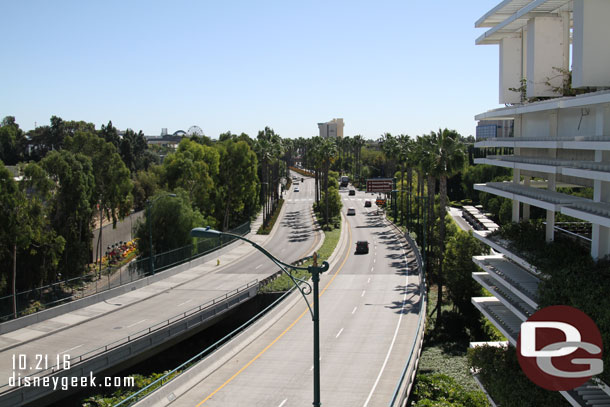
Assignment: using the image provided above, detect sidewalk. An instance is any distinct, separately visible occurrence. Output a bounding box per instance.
[0,202,320,351]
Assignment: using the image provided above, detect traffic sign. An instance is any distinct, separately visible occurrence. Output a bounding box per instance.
[366,178,393,193]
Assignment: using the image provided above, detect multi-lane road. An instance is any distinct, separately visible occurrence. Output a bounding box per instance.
[163,187,422,406]
[0,179,321,397]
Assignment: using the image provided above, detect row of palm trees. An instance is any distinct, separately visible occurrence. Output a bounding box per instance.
[376,130,466,316]
[257,129,466,315]
[286,130,466,314]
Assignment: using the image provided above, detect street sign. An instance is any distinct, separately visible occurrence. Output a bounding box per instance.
[376,199,386,207]
[366,178,393,193]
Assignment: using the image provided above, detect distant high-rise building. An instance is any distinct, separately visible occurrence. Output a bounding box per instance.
[161,128,168,136]
[318,118,344,139]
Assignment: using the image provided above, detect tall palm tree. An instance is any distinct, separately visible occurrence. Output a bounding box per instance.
[255,127,283,226]
[396,134,411,226]
[320,138,338,228]
[353,135,365,186]
[428,128,466,315]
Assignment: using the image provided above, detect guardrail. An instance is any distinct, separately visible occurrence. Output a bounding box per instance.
[0,279,258,394]
[388,226,427,407]
[0,222,250,322]
[112,286,297,406]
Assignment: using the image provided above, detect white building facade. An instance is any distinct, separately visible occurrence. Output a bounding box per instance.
[317,118,344,139]
[471,1,610,405]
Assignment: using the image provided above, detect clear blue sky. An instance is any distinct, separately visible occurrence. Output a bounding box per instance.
[1,0,501,140]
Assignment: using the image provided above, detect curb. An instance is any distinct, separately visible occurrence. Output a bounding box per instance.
[133,200,349,406]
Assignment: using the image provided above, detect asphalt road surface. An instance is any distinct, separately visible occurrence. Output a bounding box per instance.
[0,178,322,394]
[168,186,422,406]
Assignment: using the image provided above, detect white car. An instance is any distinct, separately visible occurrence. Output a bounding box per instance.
[294,187,300,192]
[347,207,356,216]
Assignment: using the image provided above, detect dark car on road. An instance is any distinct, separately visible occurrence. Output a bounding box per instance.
[355,240,369,254]
[364,200,372,207]
[349,190,356,196]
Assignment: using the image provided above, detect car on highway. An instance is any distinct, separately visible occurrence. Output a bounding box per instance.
[347,207,356,216]
[355,240,369,254]
[348,190,356,196]
[294,187,299,192]
[364,200,372,207]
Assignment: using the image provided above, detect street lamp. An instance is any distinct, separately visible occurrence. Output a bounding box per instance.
[191,227,329,407]
[146,194,177,275]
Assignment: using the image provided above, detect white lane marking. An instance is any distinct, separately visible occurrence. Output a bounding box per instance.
[352,306,357,314]
[255,264,263,269]
[361,290,366,297]
[336,328,344,338]
[60,344,82,354]
[371,267,374,272]
[310,365,314,371]
[177,299,193,307]
[367,277,371,283]
[373,258,376,263]
[126,319,147,328]
[279,399,288,407]
[363,244,409,407]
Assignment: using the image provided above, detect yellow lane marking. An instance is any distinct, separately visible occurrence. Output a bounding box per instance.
[195,220,352,406]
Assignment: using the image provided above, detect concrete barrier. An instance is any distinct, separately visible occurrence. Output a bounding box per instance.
[0,285,258,407]
[0,239,242,336]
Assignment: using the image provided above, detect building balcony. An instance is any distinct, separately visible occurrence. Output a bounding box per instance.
[475,156,610,182]
[472,297,519,344]
[475,135,610,150]
[473,272,535,321]
[474,155,566,173]
[475,90,610,120]
[473,255,539,309]
[474,182,589,211]
[562,201,610,228]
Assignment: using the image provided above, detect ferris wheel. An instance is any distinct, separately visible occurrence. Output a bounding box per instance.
[187,125,204,136]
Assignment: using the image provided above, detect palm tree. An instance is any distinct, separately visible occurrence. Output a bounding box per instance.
[320,138,338,228]
[255,127,282,226]
[428,128,466,315]
[353,135,365,186]
[396,135,411,226]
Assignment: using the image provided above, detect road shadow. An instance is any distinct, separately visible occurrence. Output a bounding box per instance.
[280,210,314,243]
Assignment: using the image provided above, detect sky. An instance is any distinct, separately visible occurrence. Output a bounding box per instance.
[1,0,502,140]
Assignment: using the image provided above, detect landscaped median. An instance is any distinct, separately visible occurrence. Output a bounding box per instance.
[257,199,284,235]
[260,220,340,293]
[289,166,314,178]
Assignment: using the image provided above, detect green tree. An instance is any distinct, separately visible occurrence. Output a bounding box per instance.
[444,230,485,321]
[0,116,26,165]
[132,169,161,211]
[162,138,219,219]
[320,138,338,228]
[119,129,152,173]
[134,190,206,258]
[255,127,283,226]
[65,132,133,267]
[427,129,466,315]
[215,139,259,230]
[98,120,120,147]
[41,150,96,278]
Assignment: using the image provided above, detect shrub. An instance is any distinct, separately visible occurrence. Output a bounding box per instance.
[468,345,568,407]
[412,373,488,407]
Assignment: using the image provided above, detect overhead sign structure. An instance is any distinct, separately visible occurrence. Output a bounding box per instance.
[366,178,393,193]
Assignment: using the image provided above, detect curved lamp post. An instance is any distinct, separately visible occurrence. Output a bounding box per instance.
[146,194,177,275]
[191,226,329,407]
